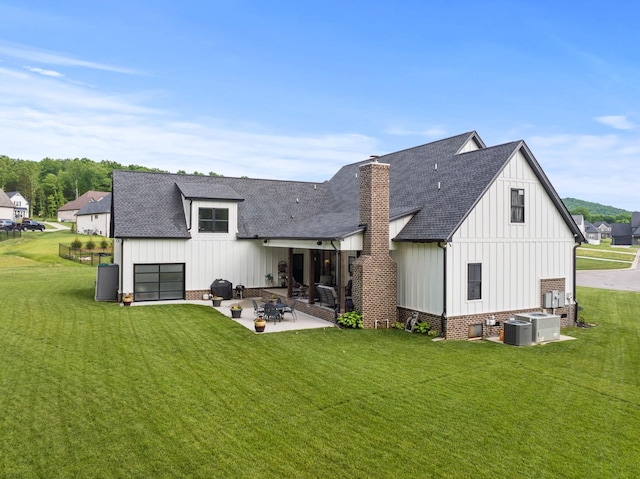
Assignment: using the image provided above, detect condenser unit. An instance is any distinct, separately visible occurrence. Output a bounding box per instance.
[503,319,532,346]
[515,312,560,343]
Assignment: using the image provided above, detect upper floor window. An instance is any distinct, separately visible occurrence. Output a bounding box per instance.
[467,263,482,300]
[198,208,229,233]
[511,188,525,223]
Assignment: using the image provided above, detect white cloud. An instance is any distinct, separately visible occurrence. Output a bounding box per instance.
[0,63,375,182]
[0,41,139,74]
[24,66,64,77]
[594,115,635,130]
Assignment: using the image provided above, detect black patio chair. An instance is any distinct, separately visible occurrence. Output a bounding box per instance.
[281,299,297,322]
[252,299,264,318]
[263,302,282,324]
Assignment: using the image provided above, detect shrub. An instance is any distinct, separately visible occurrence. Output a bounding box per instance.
[100,239,109,249]
[392,321,405,330]
[71,238,83,249]
[413,321,438,337]
[337,311,363,329]
[85,239,96,250]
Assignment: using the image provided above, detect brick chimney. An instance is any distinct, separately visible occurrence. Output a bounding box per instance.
[352,160,397,328]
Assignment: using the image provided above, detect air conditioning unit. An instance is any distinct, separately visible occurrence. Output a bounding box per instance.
[503,319,532,346]
[515,312,560,343]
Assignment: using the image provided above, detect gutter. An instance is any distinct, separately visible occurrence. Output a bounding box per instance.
[438,241,447,338]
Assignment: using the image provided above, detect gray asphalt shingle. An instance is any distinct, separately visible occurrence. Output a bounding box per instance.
[112,132,582,242]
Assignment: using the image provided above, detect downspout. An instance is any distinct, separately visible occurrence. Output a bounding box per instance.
[119,238,125,301]
[438,241,447,338]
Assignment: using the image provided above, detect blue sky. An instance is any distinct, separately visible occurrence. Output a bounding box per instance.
[1,1,638,210]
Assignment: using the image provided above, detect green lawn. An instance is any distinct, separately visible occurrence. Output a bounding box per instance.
[1,234,639,478]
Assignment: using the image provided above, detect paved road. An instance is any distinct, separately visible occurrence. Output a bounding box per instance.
[576,250,640,292]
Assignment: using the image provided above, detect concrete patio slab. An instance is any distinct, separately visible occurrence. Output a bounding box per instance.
[126,296,336,333]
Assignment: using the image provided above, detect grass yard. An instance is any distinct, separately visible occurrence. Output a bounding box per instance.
[1,233,639,478]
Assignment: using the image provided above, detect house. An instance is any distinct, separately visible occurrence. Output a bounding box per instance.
[111,131,584,339]
[572,214,585,236]
[0,189,14,219]
[6,192,29,219]
[57,191,110,222]
[583,221,601,245]
[593,221,611,239]
[76,193,111,236]
[611,212,640,246]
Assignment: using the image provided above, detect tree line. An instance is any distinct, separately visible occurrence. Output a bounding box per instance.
[0,155,225,218]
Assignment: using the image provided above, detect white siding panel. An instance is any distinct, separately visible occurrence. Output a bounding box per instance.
[120,237,288,294]
[449,148,576,316]
[393,242,443,315]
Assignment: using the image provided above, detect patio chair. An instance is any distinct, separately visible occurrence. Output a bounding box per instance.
[281,299,297,322]
[252,299,264,318]
[263,302,282,323]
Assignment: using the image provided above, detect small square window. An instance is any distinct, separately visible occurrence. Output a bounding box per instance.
[198,208,229,233]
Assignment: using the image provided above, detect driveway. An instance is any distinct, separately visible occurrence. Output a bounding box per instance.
[576,250,640,292]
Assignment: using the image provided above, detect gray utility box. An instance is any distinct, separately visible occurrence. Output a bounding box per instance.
[503,319,532,346]
[515,312,560,343]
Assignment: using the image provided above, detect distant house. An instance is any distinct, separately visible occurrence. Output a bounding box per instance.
[0,189,14,218]
[57,191,110,222]
[593,221,611,239]
[6,192,29,219]
[583,221,601,245]
[76,193,111,236]
[111,131,585,339]
[611,212,640,246]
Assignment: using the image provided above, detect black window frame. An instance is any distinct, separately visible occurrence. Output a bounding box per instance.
[467,263,482,301]
[511,188,525,223]
[198,207,229,233]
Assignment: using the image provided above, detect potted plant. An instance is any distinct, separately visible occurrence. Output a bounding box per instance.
[254,315,266,332]
[265,273,273,283]
[230,304,243,318]
[211,295,223,307]
[122,293,133,306]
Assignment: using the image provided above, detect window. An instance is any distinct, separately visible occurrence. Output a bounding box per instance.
[511,188,525,223]
[468,263,482,300]
[198,208,229,233]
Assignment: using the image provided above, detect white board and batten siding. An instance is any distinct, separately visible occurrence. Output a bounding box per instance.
[116,199,288,294]
[392,242,444,315]
[448,148,576,317]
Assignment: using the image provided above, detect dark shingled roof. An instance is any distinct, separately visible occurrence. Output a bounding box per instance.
[112,132,583,242]
[76,193,112,216]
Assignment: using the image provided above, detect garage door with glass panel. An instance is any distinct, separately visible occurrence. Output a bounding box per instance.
[134,263,185,301]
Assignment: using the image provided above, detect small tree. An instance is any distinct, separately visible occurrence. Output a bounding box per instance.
[85,239,95,250]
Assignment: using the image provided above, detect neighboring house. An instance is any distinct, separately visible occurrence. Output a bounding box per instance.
[593,221,611,239]
[6,191,29,219]
[57,191,110,222]
[0,189,14,219]
[111,131,585,339]
[583,221,601,245]
[572,215,604,245]
[76,193,111,236]
[611,212,640,246]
